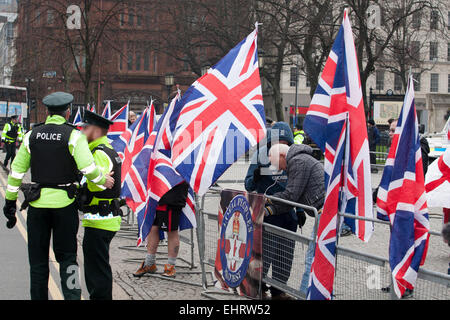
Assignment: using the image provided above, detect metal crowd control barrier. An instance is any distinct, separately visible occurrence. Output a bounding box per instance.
[196,187,450,300]
[195,187,320,300]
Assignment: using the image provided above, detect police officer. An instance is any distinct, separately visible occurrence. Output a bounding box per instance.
[79,110,122,300]
[293,123,305,145]
[2,115,23,170]
[2,92,115,300]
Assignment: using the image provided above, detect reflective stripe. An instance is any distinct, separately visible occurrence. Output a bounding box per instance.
[80,162,97,175]
[23,132,31,153]
[69,130,82,156]
[10,171,25,180]
[7,185,19,193]
[91,173,104,184]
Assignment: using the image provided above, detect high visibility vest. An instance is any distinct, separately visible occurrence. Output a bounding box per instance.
[294,130,305,144]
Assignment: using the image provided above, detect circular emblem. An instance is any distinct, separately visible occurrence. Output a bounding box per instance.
[219,194,254,288]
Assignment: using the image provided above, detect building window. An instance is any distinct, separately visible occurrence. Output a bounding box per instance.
[430,10,439,29]
[448,11,450,30]
[119,54,123,70]
[394,73,403,91]
[410,41,420,61]
[430,41,438,60]
[376,70,384,91]
[128,12,134,26]
[413,73,421,92]
[144,49,150,71]
[127,52,133,70]
[448,74,450,93]
[430,73,439,92]
[153,54,158,73]
[35,10,41,25]
[290,67,298,87]
[135,51,141,71]
[120,13,125,26]
[47,9,55,25]
[447,43,450,61]
[412,11,421,29]
[306,76,310,88]
[137,15,142,27]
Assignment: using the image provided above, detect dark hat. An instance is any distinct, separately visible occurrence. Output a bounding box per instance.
[368,119,375,126]
[43,92,74,110]
[82,110,113,129]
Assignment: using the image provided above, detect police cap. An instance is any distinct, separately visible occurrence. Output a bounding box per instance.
[42,92,74,110]
[82,110,113,129]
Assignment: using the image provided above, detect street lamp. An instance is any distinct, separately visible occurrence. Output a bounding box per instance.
[165,73,174,106]
[258,49,265,68]
[25,77,34,130]
[201,65,210,77]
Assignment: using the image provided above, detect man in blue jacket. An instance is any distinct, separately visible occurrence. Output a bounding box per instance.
[245,122,305,300]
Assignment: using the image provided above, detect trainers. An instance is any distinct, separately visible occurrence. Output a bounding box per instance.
[162,264,176,278]
[133,261,157,277]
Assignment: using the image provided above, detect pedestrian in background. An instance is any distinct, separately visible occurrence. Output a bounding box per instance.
[368,119,380,173]
[293,123,305,145]
[2,115,23,170]
[245,122,305,300]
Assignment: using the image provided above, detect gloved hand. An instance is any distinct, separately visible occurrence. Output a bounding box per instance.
[253,167,262,183]
[296,209,306,228]
[3,199,17,229]
[264,204,274,217]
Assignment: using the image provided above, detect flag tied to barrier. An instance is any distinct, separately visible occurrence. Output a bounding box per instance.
[303,9,373,300]
[377,75,430,298]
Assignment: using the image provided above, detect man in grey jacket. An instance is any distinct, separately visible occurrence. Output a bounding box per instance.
[265,143,325,296]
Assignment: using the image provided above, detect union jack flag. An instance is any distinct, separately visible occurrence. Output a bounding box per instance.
[169,25,266,196]
[303,10,373,300]
[425,148,450,208]
[108,102,129,143]
[72,107,83,126]
[377,75,430,298]
[115,102,156,211]
[121,93,195,246]
[102,101,112,119]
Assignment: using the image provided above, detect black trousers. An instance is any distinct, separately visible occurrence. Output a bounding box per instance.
[82,227,116,300]
[4,142,16,167]
[27,202,81,300]
[370,146,377,165]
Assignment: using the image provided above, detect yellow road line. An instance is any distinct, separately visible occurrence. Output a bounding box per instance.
[0,173,64,300]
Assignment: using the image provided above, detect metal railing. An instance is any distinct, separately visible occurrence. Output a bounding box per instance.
[195,186,450,300]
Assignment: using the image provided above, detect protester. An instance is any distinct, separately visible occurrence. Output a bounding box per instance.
[368,119,380,173]
[133,182,189,278]
[128,111,137,126]
[264,143,325,296]
[245,122,304,300]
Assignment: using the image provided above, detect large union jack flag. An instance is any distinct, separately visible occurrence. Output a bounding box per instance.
[108,102,129,143]
[122,93,195,246]
[169,25,266,196]
[377,75,430,298]
[303,10,373,300]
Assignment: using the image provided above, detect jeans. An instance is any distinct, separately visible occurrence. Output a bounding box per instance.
[299,229,316,296]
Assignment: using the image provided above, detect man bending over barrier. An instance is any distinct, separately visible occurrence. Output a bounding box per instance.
[264,143,325,296]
